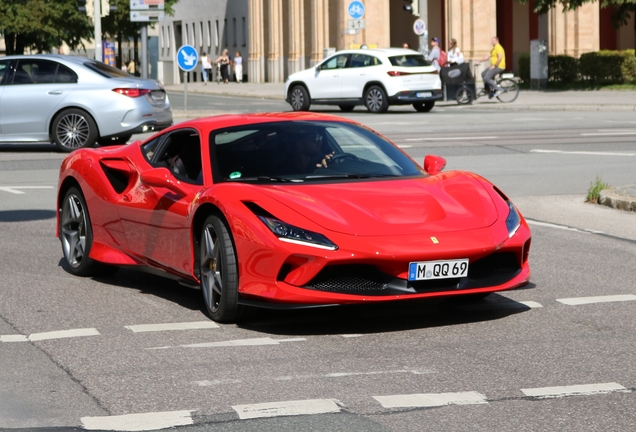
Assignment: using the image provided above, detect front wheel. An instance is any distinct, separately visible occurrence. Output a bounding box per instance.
[289,85,310,111]
[200,215,244,323]
[455,87,474,105]
[52,109,98,152]
[60,187,101,276]
[496,78,519,103]
[413,101,435,112]
[364,85,388,113]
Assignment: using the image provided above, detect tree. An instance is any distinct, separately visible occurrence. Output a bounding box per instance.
[0,0,92,54]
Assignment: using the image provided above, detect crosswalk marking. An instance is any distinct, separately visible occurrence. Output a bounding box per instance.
[232,399,341,420]
[1,328,100,342]
[521,382,629,399]
[0,186,54,194]
[374,391,488,409]
[557,294,636,306]
[455,300,542,311]
[81,410,193,431]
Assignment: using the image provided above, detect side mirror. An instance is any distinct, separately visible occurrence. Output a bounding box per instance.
[140,167,189,195]
[315,65,321,73]
[424,155,447,175]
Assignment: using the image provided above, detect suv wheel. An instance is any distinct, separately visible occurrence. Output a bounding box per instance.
[289,85,310,111]
[364,86,388,113]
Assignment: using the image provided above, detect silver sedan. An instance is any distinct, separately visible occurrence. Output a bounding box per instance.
[0,55,172,152]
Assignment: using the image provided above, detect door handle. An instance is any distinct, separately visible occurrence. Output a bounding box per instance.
[47,90,63,95]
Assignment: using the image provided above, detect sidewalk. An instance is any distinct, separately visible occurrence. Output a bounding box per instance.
[164,81,636,112]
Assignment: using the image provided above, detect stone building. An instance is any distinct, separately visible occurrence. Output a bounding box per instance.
[156,0,635,85]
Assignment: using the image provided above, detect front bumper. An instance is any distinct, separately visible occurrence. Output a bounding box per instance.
[389,89,443,105]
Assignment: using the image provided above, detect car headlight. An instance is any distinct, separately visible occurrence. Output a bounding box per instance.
[506,201,521,238]
[258,216,338,250]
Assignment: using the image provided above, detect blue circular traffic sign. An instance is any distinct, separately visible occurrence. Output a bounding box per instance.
[177,45,198,72]
[348,1,365,20]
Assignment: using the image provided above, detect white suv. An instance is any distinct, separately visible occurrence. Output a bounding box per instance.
[285,48,442,113]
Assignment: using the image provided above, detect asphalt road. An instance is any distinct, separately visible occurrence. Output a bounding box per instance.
[1,99,635,431]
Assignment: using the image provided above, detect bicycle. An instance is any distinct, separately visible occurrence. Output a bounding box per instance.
[455,65,521,105]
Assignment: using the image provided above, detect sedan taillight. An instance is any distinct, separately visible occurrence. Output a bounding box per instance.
[112,88,152,97]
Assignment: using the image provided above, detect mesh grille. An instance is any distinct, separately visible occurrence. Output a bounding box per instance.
[305,265,388,292]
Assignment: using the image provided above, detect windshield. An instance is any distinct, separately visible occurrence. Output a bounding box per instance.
[388,54,431,67]
[210,121,424,183]
[84,60,133,78]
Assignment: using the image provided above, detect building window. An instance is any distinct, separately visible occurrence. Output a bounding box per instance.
[161,27,165,49]
[200,22,204,47]
[242,17,246,47]
[233,18,237,47]
[192,23,196,48]
[185,23,189,45]
[215,20,219,51]
[223,19,227,49]
[167,26,171,55]
[207,21,212,51]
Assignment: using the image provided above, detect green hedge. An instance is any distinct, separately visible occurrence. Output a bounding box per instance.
[516,50,636,86]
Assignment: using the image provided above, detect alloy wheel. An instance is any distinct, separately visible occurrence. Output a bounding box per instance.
[56,114,90,150]
[366,88,384,112]
[291,88,305,110]
[61,194,87,268]
[201,223,223,313]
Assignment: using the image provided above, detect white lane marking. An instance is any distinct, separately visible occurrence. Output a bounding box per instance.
[341,334,363,338]
[512,118,550,121]
[81,410,193,431]
[527,220,603,234]
[531,149,635,156]
[397,145,413,148]
[232,399,341,420]
[375,122,421,125]
[195,369,435,387]
[406,136,497,141]
[521,382,629,399]
[148,337,306,350]
[374,391,488,409]
[557,294,636,306]
[125,321,219,333]
[455,300,542,311]
[0,335,29,342]
[581,132,636,136]
[2,328,102,342]
[0,186,55,195]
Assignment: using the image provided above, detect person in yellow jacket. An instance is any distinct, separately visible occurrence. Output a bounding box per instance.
[479,36,506,98]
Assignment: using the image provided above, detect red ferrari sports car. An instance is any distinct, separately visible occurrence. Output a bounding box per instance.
[57,112,531,322]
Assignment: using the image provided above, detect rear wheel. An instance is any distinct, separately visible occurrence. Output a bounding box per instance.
[289,85,310,111]
[496,78,519,103]
[413,101,435,112]
[339,105,355,112]
[364,85,388,113]
[60,187,101,276]
[52,109,98,152]
[200,215,244,323]
[455,86,474,105]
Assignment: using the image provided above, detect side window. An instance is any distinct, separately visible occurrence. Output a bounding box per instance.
[56,64,78,83]
[141,136,163,162]
[12,60,63,85]
[348,54,382,68]
[321,54,349,70]
[152,130,203,185]
[0,60,9,84]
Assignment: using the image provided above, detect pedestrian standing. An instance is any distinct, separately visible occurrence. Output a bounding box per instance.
[234,51,243,83]
[447,38,464,65]
[201,52,212,84]
[215,49,230,84]
[427,37,441,71]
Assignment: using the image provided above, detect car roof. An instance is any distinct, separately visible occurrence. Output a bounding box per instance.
[331,48,423,57]
[0,54,94,67]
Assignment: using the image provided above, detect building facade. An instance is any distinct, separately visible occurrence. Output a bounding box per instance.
[156,0,635,85]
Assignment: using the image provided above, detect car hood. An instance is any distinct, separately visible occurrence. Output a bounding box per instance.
[258,172,499,236]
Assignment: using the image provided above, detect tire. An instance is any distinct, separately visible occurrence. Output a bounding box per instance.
[364,85,388,113]
[52,109,98,152]
[289,85,310,111]
[496,78,519,103]
[455,86,474,105]
[413,101,435,112]
[200,215,244,323]
[98,135,132,146]
[60,187,101,276]
[339,105,355,112]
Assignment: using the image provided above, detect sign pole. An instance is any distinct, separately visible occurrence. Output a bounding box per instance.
[94,0,102,61]
[184,71,188,115]
[141,24,148,78]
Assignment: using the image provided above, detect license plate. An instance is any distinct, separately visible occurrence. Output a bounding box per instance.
[408,259,469,281]
[416,92,432,98]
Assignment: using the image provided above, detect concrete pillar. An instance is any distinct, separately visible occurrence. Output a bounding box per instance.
[548,1,599,56]
[309,0,329,65]
[288,0,305,74]
[267,0,285,82]
[446,0,497,60]
[248,0,265,82]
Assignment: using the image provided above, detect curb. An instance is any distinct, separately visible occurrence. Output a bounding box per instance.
[599,186,636,212]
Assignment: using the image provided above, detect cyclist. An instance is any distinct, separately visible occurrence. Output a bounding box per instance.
[479,36,506,98]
